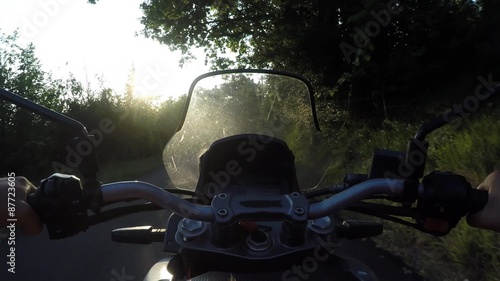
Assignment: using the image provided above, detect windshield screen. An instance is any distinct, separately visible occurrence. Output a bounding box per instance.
[163,70,332,191]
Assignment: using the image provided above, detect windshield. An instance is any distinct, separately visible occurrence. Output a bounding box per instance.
[163,70,332,191]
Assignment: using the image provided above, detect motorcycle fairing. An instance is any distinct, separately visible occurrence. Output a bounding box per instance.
[195,134,300,198]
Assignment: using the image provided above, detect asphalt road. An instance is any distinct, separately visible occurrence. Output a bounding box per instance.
[1,167,423,281]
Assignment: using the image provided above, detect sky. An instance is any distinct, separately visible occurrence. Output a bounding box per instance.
[0,0,210,99]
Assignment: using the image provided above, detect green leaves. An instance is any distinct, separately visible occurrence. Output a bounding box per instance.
[137,0,500,122]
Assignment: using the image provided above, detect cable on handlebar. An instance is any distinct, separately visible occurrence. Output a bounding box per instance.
[88,197,203,225]
[346,201,416,217]
[101,181,215,221]
[87,203,163,226]
[345,208,418,229]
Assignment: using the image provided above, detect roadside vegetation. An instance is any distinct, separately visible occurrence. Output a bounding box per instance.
[0,30,184,183]
[329,110,500,281]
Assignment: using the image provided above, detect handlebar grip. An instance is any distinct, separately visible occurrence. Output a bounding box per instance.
[28,173,89,239]
[467,188,488,214]
[418,171,488,235]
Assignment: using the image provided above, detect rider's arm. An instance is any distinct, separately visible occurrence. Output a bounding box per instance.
[0,176,43,235]
[467,170,500,233]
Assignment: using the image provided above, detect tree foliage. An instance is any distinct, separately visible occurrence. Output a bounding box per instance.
[136,0,500,120]
[0,31,67,178]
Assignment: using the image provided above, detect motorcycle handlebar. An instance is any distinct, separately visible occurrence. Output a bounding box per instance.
[28,174,488,239]
[308,179,410,219]
[100,177,487,221]
[101,179,408,221]
[101,181,214,221]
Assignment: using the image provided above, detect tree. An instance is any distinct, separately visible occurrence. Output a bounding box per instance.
[0,30,67,180]
[138,0,351,80]
[129,0,499,120]
[87,0,500,119]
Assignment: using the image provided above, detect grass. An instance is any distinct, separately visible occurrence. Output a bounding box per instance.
[328,108,500,281]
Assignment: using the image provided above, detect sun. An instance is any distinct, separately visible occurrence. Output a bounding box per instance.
[125,49,210,102]
[1,0,212,103]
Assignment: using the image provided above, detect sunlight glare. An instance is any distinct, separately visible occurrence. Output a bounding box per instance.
[0,0,210,102]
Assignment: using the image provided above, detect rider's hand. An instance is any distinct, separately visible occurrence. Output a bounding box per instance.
[0,176,43,235]
[467,170,500,233]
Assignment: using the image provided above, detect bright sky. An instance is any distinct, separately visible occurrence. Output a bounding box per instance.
[0,0,210,99]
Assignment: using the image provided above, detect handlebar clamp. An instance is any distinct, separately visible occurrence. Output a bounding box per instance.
[211,192,309,224]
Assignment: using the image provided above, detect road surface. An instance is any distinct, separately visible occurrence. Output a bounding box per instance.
[0,167,423,281]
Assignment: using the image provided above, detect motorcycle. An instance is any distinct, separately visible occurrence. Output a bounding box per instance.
[0,69,492,281]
